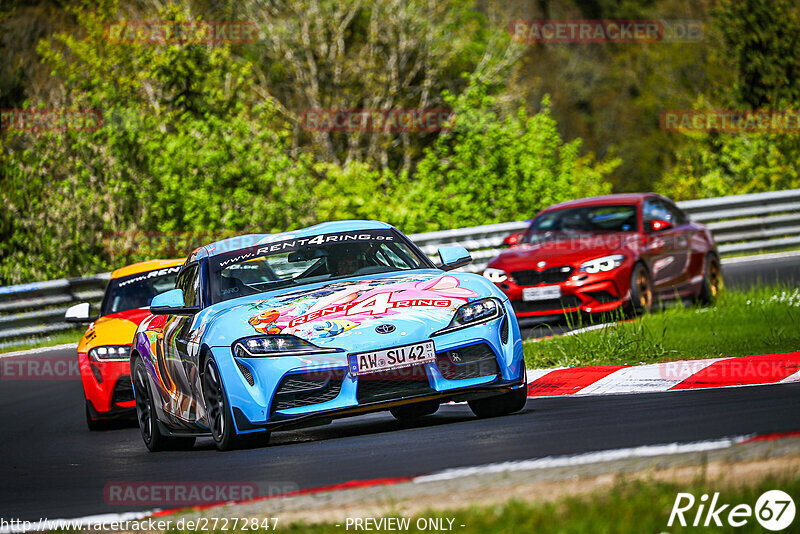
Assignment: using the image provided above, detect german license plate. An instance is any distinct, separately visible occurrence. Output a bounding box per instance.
[522,285,562,301]
[348,341,436,376]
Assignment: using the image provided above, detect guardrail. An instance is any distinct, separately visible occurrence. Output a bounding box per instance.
[1,189,798,346]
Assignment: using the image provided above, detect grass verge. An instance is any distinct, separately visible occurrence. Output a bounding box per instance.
[0,328,83,354]
[523,284,800,368]
[183,474,800,534]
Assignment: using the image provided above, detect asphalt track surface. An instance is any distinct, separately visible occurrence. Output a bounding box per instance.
[1,253,799,521]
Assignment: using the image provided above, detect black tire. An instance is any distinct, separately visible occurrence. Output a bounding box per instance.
[133,357,195,452]
[390,400,439,422]
[203,358,269,450]
[628,262,654,314]
[85,400,105,431]
[697,253,723,304]
[468,373,528,419]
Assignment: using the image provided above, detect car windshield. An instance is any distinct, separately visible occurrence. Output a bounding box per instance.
[209,229,429,304]
[101,266,181,315]
[525,204,638,242]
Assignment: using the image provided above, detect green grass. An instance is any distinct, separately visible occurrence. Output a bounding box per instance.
[0,328,83,354]
[168,475,800,534]
[523,284,800,368]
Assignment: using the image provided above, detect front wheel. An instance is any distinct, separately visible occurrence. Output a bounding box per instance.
[390,400,439,422]
[203,358,270,450]
[628,262,653,314]
[133,357,195,452]
[468,372,528,419]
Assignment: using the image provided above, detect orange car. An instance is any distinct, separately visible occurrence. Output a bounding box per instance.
[65,259,184,430]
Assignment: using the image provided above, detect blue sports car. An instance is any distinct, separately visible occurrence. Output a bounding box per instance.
[131,221,526,451]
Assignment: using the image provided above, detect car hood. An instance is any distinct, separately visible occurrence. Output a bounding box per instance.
[78,308,152,352]
[488,233,640,271]
[198,271,496,352]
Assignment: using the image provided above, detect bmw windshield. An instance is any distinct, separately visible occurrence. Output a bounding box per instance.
[209,229,430,304]
[523,204,638,244]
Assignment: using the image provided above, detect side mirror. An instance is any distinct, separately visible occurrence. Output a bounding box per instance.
[502,232,523,248]
[65,302,97,323]
[438,246,472,271]
[150,288,199,316]
[647,219,673,232]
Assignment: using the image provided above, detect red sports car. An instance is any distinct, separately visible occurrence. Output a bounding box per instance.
[484,193,722,319]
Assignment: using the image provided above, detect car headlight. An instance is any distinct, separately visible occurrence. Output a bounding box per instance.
[433,297,504,336]
[483,268,508,284]
[233,335,343,358]
[579,254,626,274]
[89,345,131,361]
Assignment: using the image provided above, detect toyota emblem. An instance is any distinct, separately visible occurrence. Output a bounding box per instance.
[537,261,546,268]
[375,324,396,334]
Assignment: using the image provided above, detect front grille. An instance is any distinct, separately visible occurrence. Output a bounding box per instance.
[356,365,434,404]
[436,343,500,381]
[512,267,573,286]
[512,294,582,313]
[111,377,134,405]
[271,369,345,413]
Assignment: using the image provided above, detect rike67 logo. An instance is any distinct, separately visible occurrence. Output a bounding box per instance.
[669,490,796,531]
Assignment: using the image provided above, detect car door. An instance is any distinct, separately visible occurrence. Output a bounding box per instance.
[159,263,204,422]
[642,197,689,290]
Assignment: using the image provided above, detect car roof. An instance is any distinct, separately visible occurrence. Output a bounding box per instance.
[542,193,661,213]
[188,220,395,262]
[110,258,186,279]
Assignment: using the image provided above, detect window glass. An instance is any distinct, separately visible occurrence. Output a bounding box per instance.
[101,266,181,316]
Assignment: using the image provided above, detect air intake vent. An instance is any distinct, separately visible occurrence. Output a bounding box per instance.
[235,359,255,386]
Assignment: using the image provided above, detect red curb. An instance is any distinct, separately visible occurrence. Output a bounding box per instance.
[670,353,800,390]
[527,366,627,396]
[739,430,800,444]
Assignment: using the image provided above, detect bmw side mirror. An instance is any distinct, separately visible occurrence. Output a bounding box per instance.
[65,302,98,323]
[150,288,199,316]
[438,246,472,271]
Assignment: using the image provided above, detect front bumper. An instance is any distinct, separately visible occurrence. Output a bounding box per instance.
[213,304,525,434]
[78,353,135,416]
[496,263,634,317]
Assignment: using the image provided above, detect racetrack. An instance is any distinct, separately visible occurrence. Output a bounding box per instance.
[1,252,799,521]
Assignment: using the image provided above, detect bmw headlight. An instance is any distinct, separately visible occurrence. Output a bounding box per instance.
[233,335,343,358]
[433,298,503,336]
[483,268,508,284]
[89,345,131,361]
[579,254,626,274]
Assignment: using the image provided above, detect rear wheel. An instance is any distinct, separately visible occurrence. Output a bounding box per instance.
[628,263,653,314]
[697,253,723,304]
[390,400,439,422]
[133,357,195,451]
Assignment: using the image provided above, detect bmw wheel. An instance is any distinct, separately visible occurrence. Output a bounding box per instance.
[697,253,723,304]
[629,262,653,313]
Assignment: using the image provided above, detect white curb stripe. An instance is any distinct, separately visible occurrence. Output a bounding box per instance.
[0,342,78,359]
[575,358,724,395]
[413,437,746,484]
